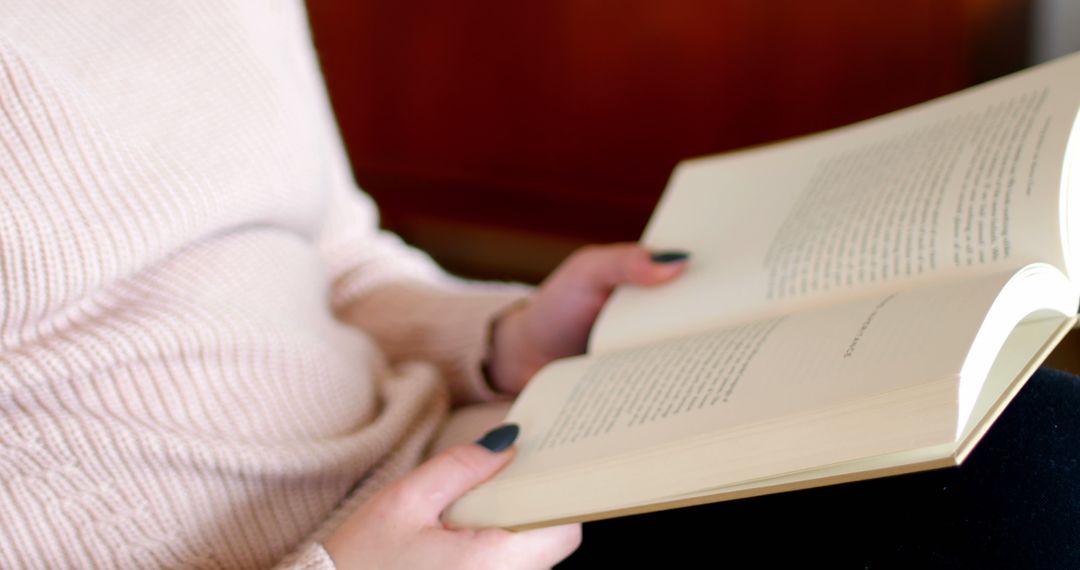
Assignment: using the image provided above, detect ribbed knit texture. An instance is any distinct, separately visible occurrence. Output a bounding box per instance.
[0,1,526,568]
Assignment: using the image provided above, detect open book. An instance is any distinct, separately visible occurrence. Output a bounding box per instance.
[446,51,1080,530]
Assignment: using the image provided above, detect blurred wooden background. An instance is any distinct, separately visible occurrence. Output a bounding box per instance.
[305,0,1079,372]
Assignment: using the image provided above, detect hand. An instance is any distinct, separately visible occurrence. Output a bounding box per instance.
[487,243,689,395]
[322,425,581,570]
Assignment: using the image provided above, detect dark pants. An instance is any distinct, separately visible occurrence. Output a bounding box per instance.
[559,368,1080,569]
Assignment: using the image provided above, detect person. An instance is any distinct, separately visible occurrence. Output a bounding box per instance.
[0,1,687,568]
[3,2,1079,569]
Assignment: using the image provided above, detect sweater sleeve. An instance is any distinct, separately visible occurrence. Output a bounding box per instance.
[273,543,337,570]
[281,0,528,405]
[316,156,531,405]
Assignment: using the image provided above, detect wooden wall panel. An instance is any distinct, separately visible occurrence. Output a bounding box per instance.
[306,0,1023,281]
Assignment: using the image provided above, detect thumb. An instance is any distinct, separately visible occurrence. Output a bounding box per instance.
[548,244,689,299]
[392,424,520,525]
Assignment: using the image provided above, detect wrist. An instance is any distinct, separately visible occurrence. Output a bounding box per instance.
[484,299,541,395]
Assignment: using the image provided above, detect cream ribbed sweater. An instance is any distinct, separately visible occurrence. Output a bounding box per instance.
[0,2,525,568]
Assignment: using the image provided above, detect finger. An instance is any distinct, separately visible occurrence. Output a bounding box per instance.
[552,244,688,297]
[642,247,691,283]
[494,523,584,568]
[388,424,520,524]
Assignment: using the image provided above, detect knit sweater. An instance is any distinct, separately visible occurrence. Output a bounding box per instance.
[0,1,525,568]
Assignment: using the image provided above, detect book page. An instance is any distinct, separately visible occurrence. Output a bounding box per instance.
[649,315,1073,509]
[447,267,1077,528]
[497,269,1024,481]
[593,53,1080,353]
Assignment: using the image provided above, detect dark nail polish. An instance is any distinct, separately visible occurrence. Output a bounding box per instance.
[650,250,690,264]
[476,424,520,453]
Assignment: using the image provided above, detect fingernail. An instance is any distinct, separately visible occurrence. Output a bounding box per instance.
[476,423,520,453]
[650,250,690,264]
